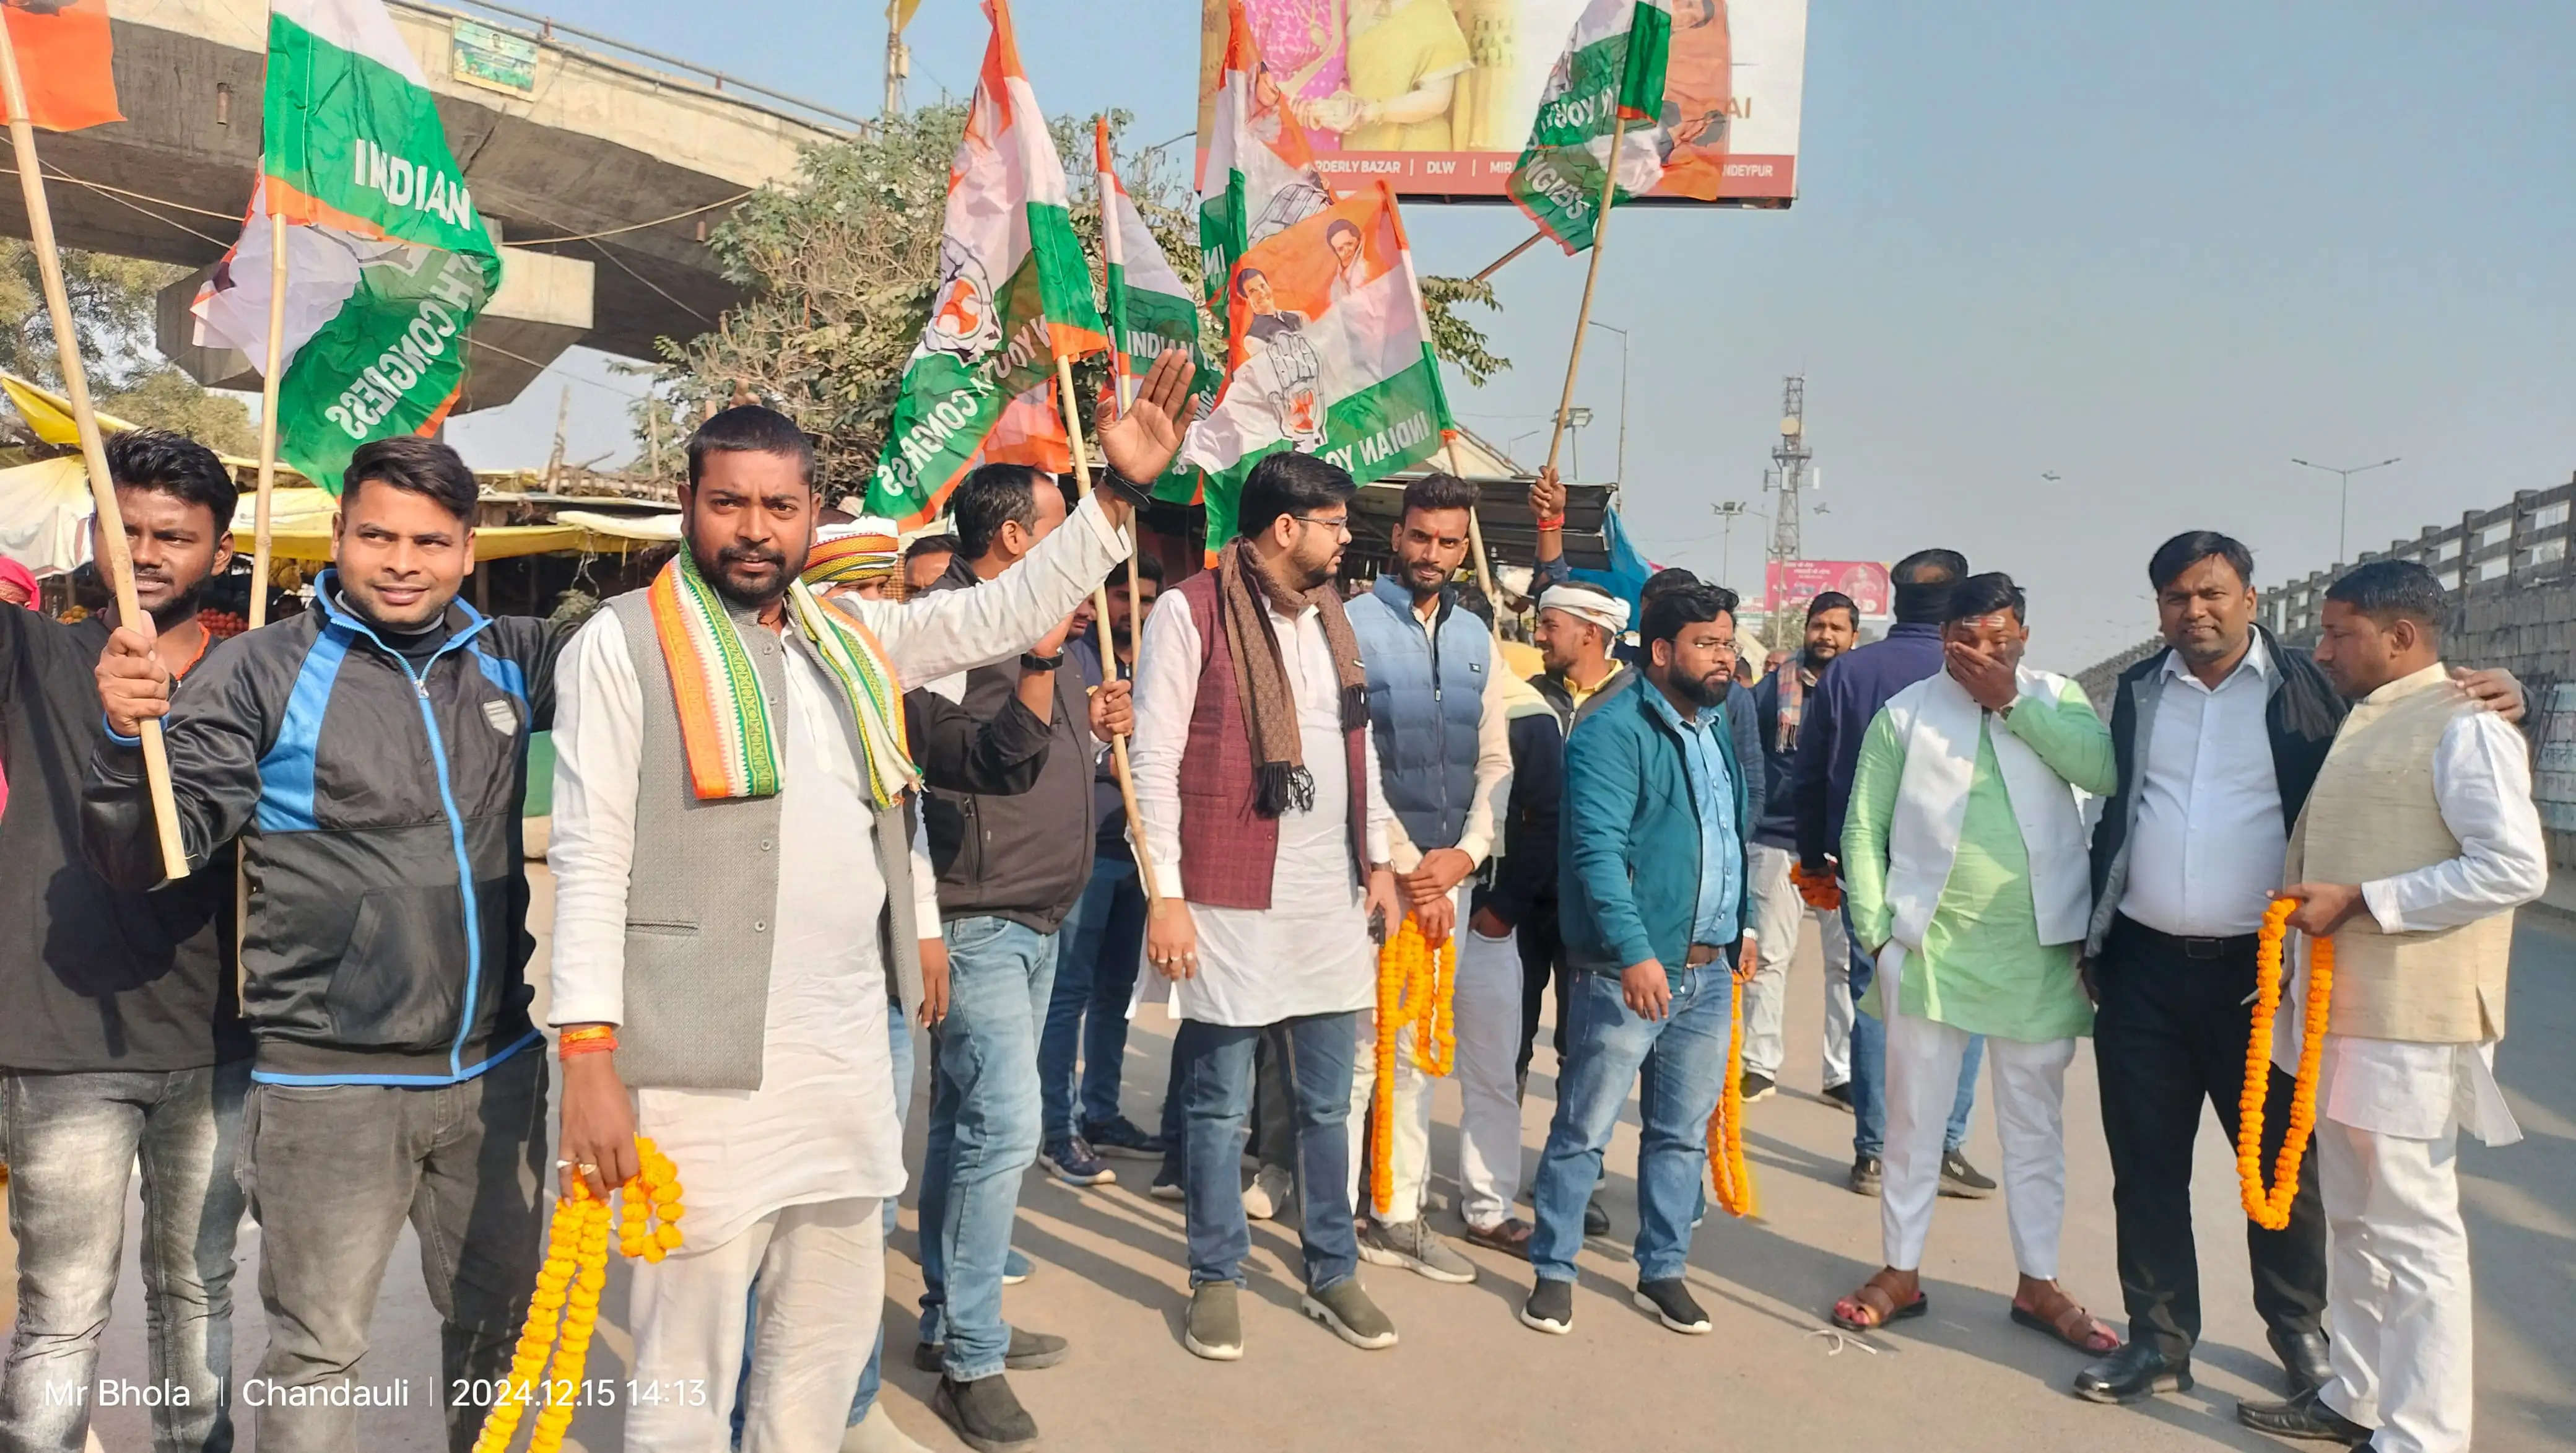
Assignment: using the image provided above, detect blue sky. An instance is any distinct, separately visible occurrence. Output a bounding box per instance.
[444,0,2576,667]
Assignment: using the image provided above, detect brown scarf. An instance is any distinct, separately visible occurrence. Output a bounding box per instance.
[1217,536,1368,817]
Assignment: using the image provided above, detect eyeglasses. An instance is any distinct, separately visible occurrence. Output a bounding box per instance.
[1290,514,1353,538]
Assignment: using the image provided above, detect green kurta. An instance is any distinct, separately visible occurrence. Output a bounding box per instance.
[1843,679,2113,1042]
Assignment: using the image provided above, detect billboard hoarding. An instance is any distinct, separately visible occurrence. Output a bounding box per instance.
[1196,0,1806,206]
[1767,559,1890,617]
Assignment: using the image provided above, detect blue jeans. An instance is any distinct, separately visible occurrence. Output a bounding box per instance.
[1173,1012,1360,1293]
[917,916,1056,1381]
[1,1063,250,1453]
[731,1006,913,1444]
[1037,858,1150,1143]
[1530,966,1736,1284]
[1843,905,1981,1159]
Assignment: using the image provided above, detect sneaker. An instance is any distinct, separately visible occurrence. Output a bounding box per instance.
[1357,1217,1477,1284]
[1082,1114,1169,1159]
[1850,1154,1882,1197]
[1634,1277,1713,1335]
[1583,1196,1612,1237]
[1940,1149,1998,1200]
[840,1402,932,1453]
[932,1374,1037,1453]
[1300,1279,1399,1350]
[1463,1217,1534,1260]
[911,1326,1068,1374]
[1739,1071,1777,1103]
[1520,1277,1575,1335]
[1040,1137,1116,1188]
[1820,1080,1856,1112]
[1149,1168,1185,1203]
[1183,1281,1244,1361]
[1241,1163,1294,1221]
[1002,1247,1033,1285]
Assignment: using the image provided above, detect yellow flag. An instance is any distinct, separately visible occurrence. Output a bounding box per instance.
[1,372,141,444]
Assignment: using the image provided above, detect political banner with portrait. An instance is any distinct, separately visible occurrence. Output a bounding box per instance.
[1194,0,1804,206]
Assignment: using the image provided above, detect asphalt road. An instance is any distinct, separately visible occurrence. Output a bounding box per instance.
[18,869,2574,1452]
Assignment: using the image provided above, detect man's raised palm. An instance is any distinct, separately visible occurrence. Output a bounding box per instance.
[1097,349,1194,484]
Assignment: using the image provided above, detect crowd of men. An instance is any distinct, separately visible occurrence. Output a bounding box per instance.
[0,347,2544,1453]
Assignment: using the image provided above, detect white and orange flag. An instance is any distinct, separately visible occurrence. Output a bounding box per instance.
[1196,0,1334,315]
[2,0,123,133]
[866,0,1107,525]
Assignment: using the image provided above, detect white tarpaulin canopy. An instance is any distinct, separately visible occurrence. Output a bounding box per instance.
[0,456,96,578]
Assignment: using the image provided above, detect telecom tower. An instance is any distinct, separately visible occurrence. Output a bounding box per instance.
[1763,375,1812,613]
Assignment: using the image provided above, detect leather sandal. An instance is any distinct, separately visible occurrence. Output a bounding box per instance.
[2011,1283,2120,1354]
[1831,1269,1927,1332]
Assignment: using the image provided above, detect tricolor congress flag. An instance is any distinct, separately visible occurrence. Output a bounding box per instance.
[866,0,1106,526]
[3,0,122,132]
[1506,0,1673,254]
[1096,119,1212,505]
[191,0,499,492]
[1196,0,1334,316]
[1180,181,1455,548]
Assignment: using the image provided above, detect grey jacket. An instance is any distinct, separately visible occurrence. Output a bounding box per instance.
[606,591,924,1091]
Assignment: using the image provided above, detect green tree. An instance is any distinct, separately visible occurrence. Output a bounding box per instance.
[1,242,254,456]
[637,105,1503,498]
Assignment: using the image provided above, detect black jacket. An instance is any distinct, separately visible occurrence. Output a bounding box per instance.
[907,681,1053,798]
[84,577,559,1084]
[2084,627,2345,956]
[1473,685,1565,929]
[1,609,245,1073]
[916,556,1095,932]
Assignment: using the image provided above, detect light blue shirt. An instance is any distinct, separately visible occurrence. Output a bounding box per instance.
[1643,686,1743,950]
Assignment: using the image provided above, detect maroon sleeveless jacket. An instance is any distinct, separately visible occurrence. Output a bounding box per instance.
[1175,569,1372,910]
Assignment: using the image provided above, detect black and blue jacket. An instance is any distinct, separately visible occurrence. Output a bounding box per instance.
[84,574,560,1086]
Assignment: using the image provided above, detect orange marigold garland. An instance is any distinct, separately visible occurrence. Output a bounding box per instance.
[1368,914,1456,1217]
[1705,974,1759,1218]
[1790,862,1842,911]
[2239,899,2333,1232]
[472,1137,686,1453]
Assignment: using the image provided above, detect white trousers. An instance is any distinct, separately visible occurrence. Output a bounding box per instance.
[1744,842,1856,1084]
[1348,1012,1432,1219]
[627,1196,884,1453]
[1453,922,1526,1229]
[1882,990,2073,1277]
[2317,1119,2473,1453]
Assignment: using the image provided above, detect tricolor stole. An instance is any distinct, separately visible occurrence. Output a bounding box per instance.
[645,552,916,808]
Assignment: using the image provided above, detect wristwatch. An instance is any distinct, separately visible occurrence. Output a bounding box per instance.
[1020,652,1065,673]
[1097,467,1155,508]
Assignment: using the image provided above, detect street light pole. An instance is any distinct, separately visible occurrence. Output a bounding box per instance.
[2291,455,2402,566]
[1586,321,1629,484]
[1713,500,1747,587]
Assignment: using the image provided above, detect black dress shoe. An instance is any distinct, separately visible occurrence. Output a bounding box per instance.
[2235,1389,2373,1446]
[2269,1327,2334,1396]
[2073,1341,2192,1404]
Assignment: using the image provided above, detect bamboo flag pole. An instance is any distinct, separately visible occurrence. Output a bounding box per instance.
[1054,356,1164,907]
[1540,112,1629,476]
[0,21,189,883]
[247,211,287,629]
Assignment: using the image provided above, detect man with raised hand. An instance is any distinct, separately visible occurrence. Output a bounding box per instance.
[544,352,1188,1453]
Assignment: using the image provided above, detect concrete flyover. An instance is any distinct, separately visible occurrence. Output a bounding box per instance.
[3,0,854,411]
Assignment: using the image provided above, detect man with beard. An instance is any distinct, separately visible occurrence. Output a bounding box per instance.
[1130,451,1405,1363]
[4,430,248,1453]
[1520,584,1753,1339]
[87,435,560,1453]
[1741,591,1865,1107]
[1829,575,2120,1359]
[1343,472,1510,1275]
[545,348,1187,1453]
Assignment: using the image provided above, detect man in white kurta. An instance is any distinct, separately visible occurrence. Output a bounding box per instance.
[2240,562,2545,1453]
[1128,453,1404,1363]
[544,389,1168,1450]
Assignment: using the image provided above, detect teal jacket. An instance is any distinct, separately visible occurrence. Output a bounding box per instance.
[1559,678,1756,976]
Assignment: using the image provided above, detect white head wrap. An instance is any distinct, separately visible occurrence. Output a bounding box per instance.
[1537,583,1630,638]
